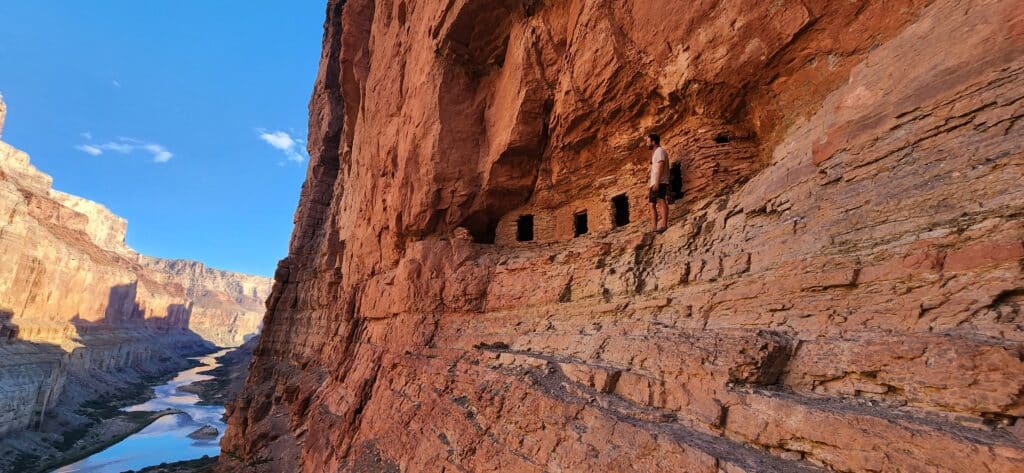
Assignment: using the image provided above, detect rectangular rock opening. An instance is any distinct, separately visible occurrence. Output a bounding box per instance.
[573,211,589,237]
[611,194,629,227]
[670,162,683,201]
[516,215,534,242]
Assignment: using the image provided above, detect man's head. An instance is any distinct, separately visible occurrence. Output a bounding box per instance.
[647,133,661,149]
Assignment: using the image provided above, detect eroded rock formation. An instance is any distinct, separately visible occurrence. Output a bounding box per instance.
[222,1,1024,471]
[0,96,272,445]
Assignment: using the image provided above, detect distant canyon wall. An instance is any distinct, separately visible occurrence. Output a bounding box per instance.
[0,327,212,439]
[138,256,271,347]
[0,97,272,439]
[222,1,1023,472]
[0,105,272,346]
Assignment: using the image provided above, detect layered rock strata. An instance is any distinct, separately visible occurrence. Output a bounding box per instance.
[0,329,211,472]
[139,257,271,347]
[223,1,1024,472]
[0,97,271,442]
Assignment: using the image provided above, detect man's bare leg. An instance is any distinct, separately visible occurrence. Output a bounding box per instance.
[651,201,659,232]
[658,199,669,230]
[650,202,659,231]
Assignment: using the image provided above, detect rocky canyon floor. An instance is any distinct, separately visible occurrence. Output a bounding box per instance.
[0,343,255,473]
[1,350,208,473]
[59,346,254,473]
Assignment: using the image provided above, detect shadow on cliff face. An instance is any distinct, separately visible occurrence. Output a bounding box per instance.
[0,286,217,473]
[0,308,17,339]
[0,330,67,436]
[2,281,215,353]
[66,283,212,352]
[97,282,194,328]
[0,282,215,441]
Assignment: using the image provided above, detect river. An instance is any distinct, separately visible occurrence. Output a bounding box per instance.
[54,349,233,473]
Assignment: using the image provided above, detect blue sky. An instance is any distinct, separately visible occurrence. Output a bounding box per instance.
[0,1,326,277]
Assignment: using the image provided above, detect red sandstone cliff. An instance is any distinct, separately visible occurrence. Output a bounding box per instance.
[0,96,272,446]
[222,1,1024,471]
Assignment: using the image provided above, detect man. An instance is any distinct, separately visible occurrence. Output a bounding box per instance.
[647,133,670,232]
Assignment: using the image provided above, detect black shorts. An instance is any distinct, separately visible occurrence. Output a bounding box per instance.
[648,183,668,203]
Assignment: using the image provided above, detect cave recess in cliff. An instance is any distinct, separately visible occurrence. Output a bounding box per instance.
[670,163,683,200]
[516,215,534,242]
[611,194,629,227]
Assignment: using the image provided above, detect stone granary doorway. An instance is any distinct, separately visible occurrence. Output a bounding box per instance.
[611,194,629,227]
[516,214,534,242]
[574,211,589,237]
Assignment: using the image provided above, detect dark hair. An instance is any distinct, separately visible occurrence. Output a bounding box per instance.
[648,133,661,145]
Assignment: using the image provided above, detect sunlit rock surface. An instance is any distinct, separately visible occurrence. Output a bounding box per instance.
[222,1,1023,471]
[0,96,272,441]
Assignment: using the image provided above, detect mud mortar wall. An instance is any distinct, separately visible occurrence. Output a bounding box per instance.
[222,1,1024,472]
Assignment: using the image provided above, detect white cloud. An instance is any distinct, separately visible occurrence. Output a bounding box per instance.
[101,141,135,154]
[259,130,295,150]
[75,144,103,156]
[80,132,93,140]
[143,144,173,163]
[257,129,306,163]
[74,137,174,163]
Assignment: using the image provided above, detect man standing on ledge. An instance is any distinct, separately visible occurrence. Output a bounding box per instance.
[647,133,670,232]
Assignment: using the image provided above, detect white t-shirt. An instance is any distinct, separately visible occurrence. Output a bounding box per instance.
[650,147,670,187]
